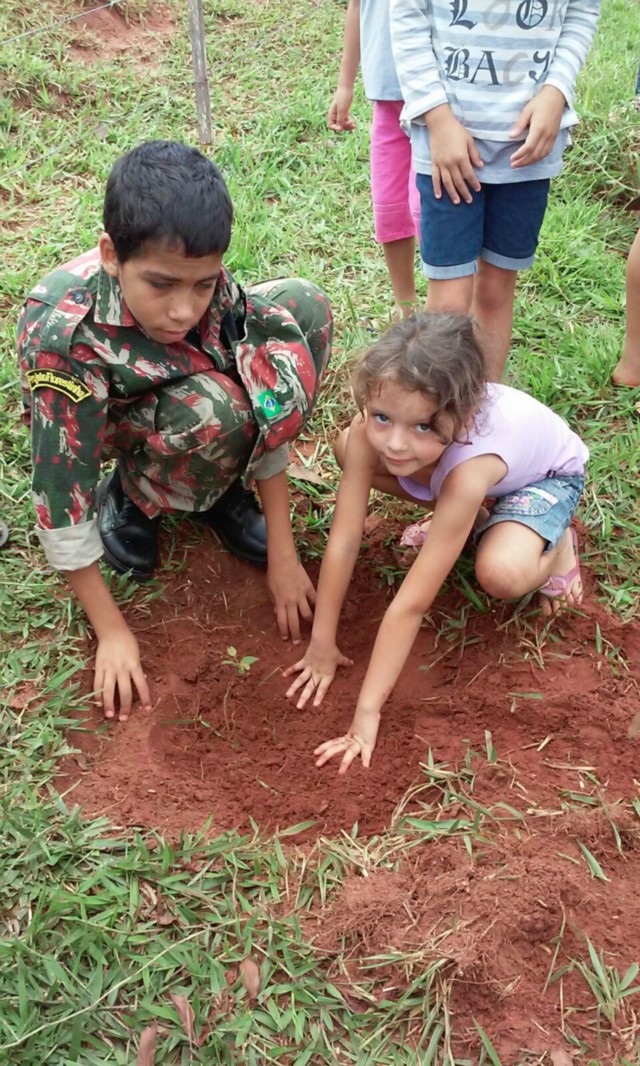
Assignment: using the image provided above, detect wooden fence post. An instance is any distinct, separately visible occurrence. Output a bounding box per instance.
[186,0,212,145]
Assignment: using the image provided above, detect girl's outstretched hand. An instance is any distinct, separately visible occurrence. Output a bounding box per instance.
[283,640,353,709]
[314,711,380,774]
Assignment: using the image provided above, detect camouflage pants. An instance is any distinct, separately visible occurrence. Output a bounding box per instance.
[109,279,332,516]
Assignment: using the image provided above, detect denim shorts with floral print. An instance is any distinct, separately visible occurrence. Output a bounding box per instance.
[475,474,585,551]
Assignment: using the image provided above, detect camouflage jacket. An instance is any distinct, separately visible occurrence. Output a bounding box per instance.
[17,249,318,569]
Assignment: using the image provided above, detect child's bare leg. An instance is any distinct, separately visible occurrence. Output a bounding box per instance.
[471,261,517,381]
[383,237,418,317]
[475,522,582,617]
[612,229,640,387]
[425,275,474,315]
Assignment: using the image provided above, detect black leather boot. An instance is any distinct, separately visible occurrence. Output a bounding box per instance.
[96,468,161,581]
[197,480,267,566]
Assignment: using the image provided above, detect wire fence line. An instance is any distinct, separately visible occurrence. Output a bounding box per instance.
[2,123,112,183]
[1,0,122,48]
[1,2,171,185]
[1,2,215,184]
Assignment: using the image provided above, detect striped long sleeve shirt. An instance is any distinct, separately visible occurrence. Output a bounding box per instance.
[390,0,600,142]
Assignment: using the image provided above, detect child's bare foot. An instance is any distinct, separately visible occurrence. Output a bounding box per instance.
[392,300,419,323]
[612,351,640,388]
[538,527,582,617]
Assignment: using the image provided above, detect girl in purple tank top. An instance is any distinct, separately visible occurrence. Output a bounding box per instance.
[284,313,587,773]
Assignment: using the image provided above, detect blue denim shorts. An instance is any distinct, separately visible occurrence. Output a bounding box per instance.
[416,174,550,279]
[475,474,585,551]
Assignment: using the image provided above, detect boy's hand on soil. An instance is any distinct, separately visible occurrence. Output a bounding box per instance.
[424,106,482,204]
[267,558,316,644]
[314,710,380,774]
[327,87,356,131]
[283,640,353,709]
[94,628,151,722]
[509,85,566,168]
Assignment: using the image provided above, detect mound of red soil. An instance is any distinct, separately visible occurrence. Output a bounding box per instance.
[67,2,175,66]
[314,821,640,1061]
[56,516,640,1059]
[60,519,640,840]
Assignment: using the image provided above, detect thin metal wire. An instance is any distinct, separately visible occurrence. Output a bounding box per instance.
[1,1,120,48]
[2,123,113,182]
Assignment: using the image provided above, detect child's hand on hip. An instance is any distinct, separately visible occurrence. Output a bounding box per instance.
[283,639,353,709]
[314,708,380,774]
[509,85,566,168]
[327,87,356,131]
[267,558,316,644]
[94,627,151,722]
[424,104,483,204]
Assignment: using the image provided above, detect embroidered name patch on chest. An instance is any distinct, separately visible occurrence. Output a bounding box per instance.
[26,369,92,403]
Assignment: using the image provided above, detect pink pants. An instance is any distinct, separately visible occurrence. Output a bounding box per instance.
[370,99,421,245]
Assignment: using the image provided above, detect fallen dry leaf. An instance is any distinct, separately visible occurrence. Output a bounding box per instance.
[287,462,330,488]
[196,1023,211,1047]
[6,683,39,711]
[154,909,177,927]
[550,1050,573,1066]
[170,993,195,1041]
[239,957,261,999]
[628,710,640,738]
[136,1023,158,1065]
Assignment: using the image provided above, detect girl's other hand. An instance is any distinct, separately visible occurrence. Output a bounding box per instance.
[283,640,353,709]
[327,87,356,131]
[314,710,380,774]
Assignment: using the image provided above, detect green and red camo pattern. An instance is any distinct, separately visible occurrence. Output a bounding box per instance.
[17,250,332,528]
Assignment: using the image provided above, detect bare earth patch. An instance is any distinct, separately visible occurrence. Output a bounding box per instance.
[55,516,640,1059]
[67,2,176,67]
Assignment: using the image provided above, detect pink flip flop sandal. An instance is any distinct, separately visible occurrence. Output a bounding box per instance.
[538,527,581,602]
[400,517,432,548]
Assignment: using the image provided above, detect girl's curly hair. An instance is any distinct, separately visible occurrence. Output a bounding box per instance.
[351,312,487,441]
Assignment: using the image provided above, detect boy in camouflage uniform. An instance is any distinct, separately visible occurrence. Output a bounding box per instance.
[17,140,332,722]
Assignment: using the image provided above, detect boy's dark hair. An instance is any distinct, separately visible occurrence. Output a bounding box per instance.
[351,312,487,441]
[103,140,233,262]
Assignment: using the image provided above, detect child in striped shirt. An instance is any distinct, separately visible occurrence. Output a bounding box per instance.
[390,0,600,379]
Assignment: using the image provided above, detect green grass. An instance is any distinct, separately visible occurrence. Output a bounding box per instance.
[1,0,640,1061]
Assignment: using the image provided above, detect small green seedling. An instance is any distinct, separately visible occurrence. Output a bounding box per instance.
[223,646,259,676]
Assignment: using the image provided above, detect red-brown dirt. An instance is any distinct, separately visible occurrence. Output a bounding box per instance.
[56,510,640,1059]
[60,516,640,841]
[67,2,176,66]
[19,5,640,1060]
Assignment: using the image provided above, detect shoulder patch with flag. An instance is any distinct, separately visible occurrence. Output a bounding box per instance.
[257,390,283,419]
